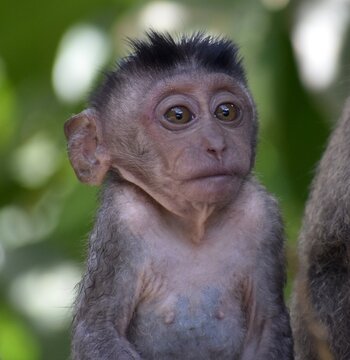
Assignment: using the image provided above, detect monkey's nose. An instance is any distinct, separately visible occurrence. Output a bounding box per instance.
[201,121,227,161]
[206,142,226,161]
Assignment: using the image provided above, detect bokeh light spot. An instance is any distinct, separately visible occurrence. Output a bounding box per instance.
[139,1,188,32]
[0,191,63,249]
[9,264,82,331]
[52,24,110,104]
[292,0,349,90]
[11,132,60,188]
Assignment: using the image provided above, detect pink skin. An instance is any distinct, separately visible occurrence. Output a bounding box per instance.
[112,72,256,243]
[65,71,256,243]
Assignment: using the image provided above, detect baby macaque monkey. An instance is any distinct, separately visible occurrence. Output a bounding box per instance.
[65,32,293,359]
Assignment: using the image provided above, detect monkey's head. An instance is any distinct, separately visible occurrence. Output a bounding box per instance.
[64,32,257,210]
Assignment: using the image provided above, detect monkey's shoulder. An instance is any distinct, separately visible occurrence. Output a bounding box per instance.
[233,178,283,239]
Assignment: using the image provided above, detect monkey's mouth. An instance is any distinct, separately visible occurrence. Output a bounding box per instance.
[187,169,234,181]
[192,173,232,180]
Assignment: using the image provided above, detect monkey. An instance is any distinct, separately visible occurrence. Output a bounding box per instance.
[64,32,293,359]
[291,99,350,360]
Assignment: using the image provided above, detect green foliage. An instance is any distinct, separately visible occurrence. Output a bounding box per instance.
[0,308,40,360]
[0,0,348,358]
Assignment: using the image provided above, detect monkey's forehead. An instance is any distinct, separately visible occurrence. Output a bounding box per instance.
[140,71,251,101]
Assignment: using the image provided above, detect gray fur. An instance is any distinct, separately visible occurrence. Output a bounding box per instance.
[71,178,293,359]
[291,99,350,360]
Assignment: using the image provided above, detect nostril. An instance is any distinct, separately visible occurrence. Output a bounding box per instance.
[207,147,217,154]
[207,143,226,153]
[207,145,226,160]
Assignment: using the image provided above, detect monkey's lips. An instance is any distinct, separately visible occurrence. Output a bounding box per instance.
[192,173,232,181]
[180,170,237,202]
[177,168,241,202]
[184,169,234,182]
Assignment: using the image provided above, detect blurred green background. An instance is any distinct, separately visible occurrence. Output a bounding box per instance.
[0,0,349,358]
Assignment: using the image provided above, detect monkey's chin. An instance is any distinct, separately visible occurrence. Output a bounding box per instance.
[182,175,242,205]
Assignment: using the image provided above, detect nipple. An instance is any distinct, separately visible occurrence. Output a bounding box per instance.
[216,310,225,320]
[164,311,175,324]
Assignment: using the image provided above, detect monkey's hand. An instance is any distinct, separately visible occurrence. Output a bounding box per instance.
[72,320,142,360]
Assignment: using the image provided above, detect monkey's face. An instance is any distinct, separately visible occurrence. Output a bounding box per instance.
[111,71,256,210]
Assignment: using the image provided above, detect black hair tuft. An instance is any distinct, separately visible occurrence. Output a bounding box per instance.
[91,31,246,110]
[124,31,245,79]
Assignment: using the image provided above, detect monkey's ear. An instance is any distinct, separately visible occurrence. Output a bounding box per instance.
[64,109,111,185]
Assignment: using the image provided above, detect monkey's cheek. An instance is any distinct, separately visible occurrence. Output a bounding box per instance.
[182,176,241,203]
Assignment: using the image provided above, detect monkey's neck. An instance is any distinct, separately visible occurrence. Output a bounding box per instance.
[110,170,235,244]
[107,179,233,245]
[165,202,219,244]
[143,188,231,245]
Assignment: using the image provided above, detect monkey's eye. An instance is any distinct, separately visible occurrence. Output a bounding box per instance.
[164,106,193,125]
[214,103,240,122]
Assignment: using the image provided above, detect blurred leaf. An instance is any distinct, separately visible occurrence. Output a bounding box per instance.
[0,308,40,360]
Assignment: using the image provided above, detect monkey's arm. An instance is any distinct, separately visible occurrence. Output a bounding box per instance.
[241,197,294,360]
[72,212,143,360]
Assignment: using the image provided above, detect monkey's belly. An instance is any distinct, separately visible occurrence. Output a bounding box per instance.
[127,290,245,359]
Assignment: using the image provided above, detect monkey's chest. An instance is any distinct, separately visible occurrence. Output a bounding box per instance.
[126,288,245,360]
